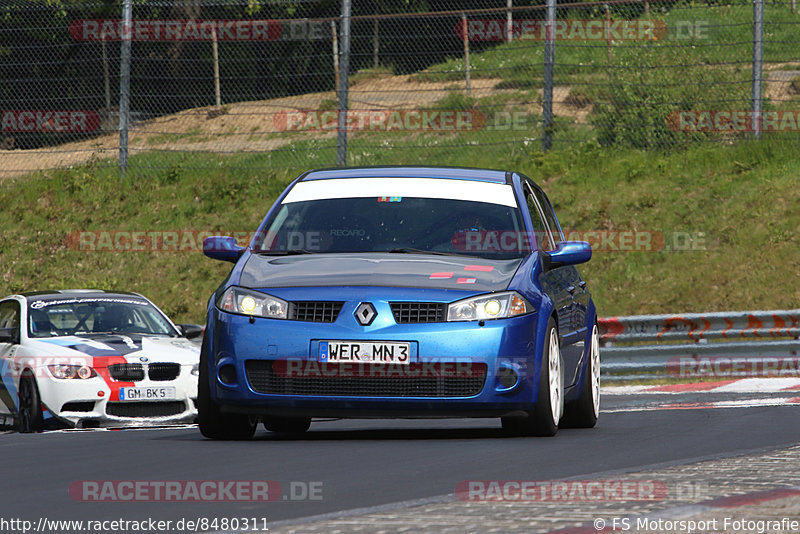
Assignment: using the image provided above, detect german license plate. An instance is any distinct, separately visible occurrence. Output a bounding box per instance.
[319,341,410,364]
[119,386,176,401]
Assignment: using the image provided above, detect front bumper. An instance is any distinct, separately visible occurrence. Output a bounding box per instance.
[209,293,547,418]
[39,370,198,429]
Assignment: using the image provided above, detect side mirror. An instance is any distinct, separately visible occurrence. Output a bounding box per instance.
[0,327,19,344]
[177,324,204,340]
[203,236,245,263]
[545,241,592,268]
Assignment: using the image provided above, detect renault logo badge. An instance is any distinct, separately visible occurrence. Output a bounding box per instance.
[354,303,377,326]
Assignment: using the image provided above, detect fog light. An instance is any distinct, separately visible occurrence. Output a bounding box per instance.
[497,367,518,389]
[219,364,237,385]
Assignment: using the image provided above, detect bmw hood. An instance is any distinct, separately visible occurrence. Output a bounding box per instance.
[239,253,523,292]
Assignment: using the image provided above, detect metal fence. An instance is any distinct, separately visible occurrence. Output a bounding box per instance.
[599,310,800,381]
[2,0,800,177]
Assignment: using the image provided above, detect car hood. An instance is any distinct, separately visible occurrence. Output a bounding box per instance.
[239,253,523,293]
[29,334,199,363]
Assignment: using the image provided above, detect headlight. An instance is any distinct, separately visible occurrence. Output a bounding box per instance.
[447,291,532,322]
[47,364,97,380]
[217,286,288,319]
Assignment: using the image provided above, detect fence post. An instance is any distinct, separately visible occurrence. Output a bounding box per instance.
[506,0,513,43]
[752,0,764,140]
[542,0,556,152]
[372,18,379,69]
[604,4,612,63]
[336,0,352,167]
[118,0,132,177]
[462,13,471,95]
[212,29,221,109]
[331,21,339,93]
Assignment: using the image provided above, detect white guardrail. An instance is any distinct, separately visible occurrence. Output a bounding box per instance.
[598,310,800,381]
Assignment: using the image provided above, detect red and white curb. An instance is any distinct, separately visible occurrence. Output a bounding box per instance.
[602,377,800,395]
[600,378,800,412]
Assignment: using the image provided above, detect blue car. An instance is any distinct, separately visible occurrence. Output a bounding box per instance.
[199,166,598,439]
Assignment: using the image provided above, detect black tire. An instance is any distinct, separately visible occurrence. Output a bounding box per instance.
[502,317,562,437]
[197,335,257,440]
[263,417,311,434]
[561,322,600,429]
[18,374,43,433]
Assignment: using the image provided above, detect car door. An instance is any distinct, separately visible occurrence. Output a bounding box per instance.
[532,185,591,338]
[0,299,22,420]
[524,182,583,387]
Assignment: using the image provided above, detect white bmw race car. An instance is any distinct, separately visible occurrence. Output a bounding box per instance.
[0,290,202,432]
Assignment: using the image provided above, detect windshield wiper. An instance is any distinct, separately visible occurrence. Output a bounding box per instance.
[257,249,315,256]
[386,248,464,256]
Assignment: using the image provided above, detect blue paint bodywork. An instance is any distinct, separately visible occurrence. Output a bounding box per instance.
[203,167,596,420]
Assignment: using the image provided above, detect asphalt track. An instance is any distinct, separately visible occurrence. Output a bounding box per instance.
[2,394,800,531]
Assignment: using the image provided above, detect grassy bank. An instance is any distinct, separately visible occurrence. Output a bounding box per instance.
[1,135,798,324]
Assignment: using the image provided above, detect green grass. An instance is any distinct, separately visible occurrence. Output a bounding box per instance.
[2,134,799,325]
[2,3,798,326]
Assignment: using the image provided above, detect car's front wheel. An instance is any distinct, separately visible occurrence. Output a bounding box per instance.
[198,335,257,440]
[18,374,43,433]
[502,317,562,437]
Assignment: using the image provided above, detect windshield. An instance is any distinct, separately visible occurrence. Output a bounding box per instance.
[254,196,529,260]
[27,297,178,338]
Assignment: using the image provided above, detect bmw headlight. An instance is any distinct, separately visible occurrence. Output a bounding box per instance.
[217,286,288,319]
[447,291,532,322]
[47,364,97,379]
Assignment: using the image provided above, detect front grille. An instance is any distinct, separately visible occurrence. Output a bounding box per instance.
[245,360,486,397]
[106,401,186,418]
[288,301,344,323]
[61,401,95,412]
[108,363,145,381]
[148,363,180,381]
[390,302,446,323]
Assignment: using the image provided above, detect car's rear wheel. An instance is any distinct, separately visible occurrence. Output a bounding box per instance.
[263,417,311,434]
[18,374,43,433]
[562,322,600,428]
[198,335,257,440]
[502,317,562,437]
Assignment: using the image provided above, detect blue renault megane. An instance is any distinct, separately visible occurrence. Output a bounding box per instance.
[199,166,598,439]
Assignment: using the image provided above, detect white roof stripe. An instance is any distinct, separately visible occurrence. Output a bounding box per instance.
[282,178,518,207]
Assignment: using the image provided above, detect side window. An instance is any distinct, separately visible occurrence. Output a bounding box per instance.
[532,187,564,247]
[0,300,20,330]
[524,183,554,251]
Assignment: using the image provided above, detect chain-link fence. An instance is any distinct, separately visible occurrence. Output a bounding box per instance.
[1,0,799,177]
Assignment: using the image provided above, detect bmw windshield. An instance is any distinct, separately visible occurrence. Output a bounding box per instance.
[27,297,178,338]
